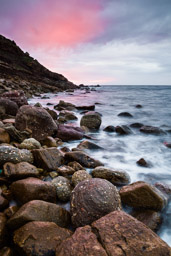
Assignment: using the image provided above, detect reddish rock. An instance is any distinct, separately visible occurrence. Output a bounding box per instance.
[91,210,171,256]
[70,178,121,227]
[0,99,18,116]
[56,124,84,141]
[71,170,92,187]
[1,90,28,107]
[11,177,56,204]
[56,225,108,256]
[15,105,57,141]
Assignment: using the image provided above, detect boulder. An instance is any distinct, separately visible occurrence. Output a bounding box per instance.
[52,176,72,202]
[54,100,75,111]
[32,148,64,171]
[0,90,28,107]
[0,146,33,166]
[118,112,133,117]
[80,111,102,130]
[7,200,70,230]
[0,99,18,116]
[130,122,144,128]
[57,165,76,176]
[11,177,56,204]
[40,136,57,147]
[13,221,72,256]
[91,210,171,256]
[15,105,57,141]
[119,181,167,211]
[45,108,58,120]
[68,161,85,171]
[3,162,39,179]
[65,151,103,168]
[70,178,121,227]
[92,166,130,186]
[103,125,115,132]
[77,140,102,150]
[0,213,8,249]
[71,170,92,187]
[136,158,149,167]
[19,138,41,150]
[58,110,78,122]
[56,225,108,256]
[115,125,132,135]
[56,124,84,141]
[0,128,10,144]
[135,104,143,108]
[140,125,165,135]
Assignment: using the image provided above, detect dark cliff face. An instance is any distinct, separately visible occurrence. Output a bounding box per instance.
[0,35,77,95]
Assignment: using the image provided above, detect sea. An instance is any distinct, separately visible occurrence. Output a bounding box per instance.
[29,85,171,246]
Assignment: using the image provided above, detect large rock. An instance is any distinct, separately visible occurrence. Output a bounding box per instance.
[119,181,167,211]
[92,166,130,186]
[91,210,171,256]
[54,100,76,111]
[32,148,64,171]
[0,99,18,116]
[13,221,72,256]
[77,140,102,150]
[11,177,56,204]
[0,90,28,107]
[80,111,102,130]
[56,124,84,141]
[56,225,108,256]
[52,176,72,202]
[65,151,103,168]
[70,178,121,227]
[15,105,57,141]
[0,146,33,166]
[140,125,165,135]
[3,162,39,179]
[7,200,70,230]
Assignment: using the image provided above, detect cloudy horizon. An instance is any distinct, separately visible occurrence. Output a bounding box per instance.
[0,0,171,85]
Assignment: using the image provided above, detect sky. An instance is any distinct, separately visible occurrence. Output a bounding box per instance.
[0,0,171,85]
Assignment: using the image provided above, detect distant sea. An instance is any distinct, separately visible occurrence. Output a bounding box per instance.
[29,85,171,245]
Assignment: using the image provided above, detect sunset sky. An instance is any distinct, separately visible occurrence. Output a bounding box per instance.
[0,0,171,85]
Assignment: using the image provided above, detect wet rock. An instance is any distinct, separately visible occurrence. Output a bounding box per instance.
[0,145,33,166]
[59,110,78,122]
[11,177,56,204]
[0,99,18,116]
[56,124,84,141]
[154,182,171,197]
[140,125,165,135]
[56,225,108,256]
[0,128,10,144]
[115,125,132,135]
[92,166,130,186]
[40,136,57,147]
[76,105,95,111]
[3,162,39,179]
[136,158,149,167]
[4,206,19,219]
[70,178,121,227]
[130,209,162,232]
[80,111,102,130]
[60,146,70,153]
[57,165,75,176]
[120,181,167,211]
[91,210,171,256]
[32,147,64,171]
[77,140,102,150]
[164,142,171,148]
[118,112,133,117]
[13,221,72,256]
[15,105,57,141]
[54,100,76,111]
[71,170,92,187]
[4,125,31,143]
[7,200,70,230]
[0,90,28,107]
[130,122,144,128]
[44,108,58,120]
[65,151,103,168]
[0,195,9,211]
[135,104,143,108]
[19,138,41,150]
[0,213,8,249]
[103,125,115,132]
[52,176,72,202]
[68,161,85,171]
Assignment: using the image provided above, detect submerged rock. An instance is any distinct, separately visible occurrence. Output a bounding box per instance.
[80,111,102,130]
[136,158,150,167]
[118,112,133,117]
[77,140,102,150]
[103,125,115,132]
[115,125,132,135]
[140,125,165,135]
[76,105,95,111]
[70,178,121,227]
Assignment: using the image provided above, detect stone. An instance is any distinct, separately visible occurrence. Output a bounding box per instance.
[119,181,167,211]
[92,166,130,186]
[130,210,162,232]
[15,105,57,141]
[40,136,57,147]
[0,213,8,249]
[56,124,84,141]
[65,151,103,168]
[118,112,133,117]
[58,110,78,121]
[56,225,108,256]
[103,125,115,132]
[7,200,70,230]
[130,122,144,128]
[80,111,102,130]
[13,221,72,256]
[4,125,31,143]
[115,125,132,135]
[164,142,171,148]
[57,165,75,176]
[4,206,19,219]
[52,176,72,202]
[32,148,64,171]
[54,100,75,111]
[71,170,92,187]
[154,182,171,197]
[0,145,33,165]
[0,195,9,211]
[2,119,15,125]
[11,177,56,204]
[70,178,121,227]
[77,140,102,150]
[19,138,41,150]
[3,162,39,179]
[136,104,143,108]
[140,125,165,135]
[0,128,10,144]
[0,90,28,107]
[76,105,95,111]
[91,210,171,256]
[68,161,85,171]
[45,108,58,120]
[136,158,149,167]
[0,99,18,116]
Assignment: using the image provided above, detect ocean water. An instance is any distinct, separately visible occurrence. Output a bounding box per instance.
[29,85,171,245]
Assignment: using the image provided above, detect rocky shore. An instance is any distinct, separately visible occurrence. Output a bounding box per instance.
[0,88,170,256]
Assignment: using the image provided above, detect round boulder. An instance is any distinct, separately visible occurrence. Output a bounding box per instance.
[71,170,92,187]
[0,99,18,116]
[80,111,102,130]
[19,138,41,150]
[70,178,121,227]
